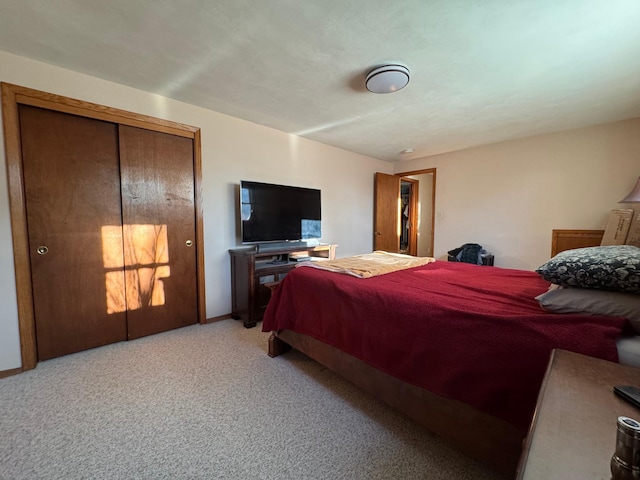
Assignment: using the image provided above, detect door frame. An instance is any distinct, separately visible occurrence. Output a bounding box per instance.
[395,168,436,258]
[399,177,419,256]
[1,82,206,371]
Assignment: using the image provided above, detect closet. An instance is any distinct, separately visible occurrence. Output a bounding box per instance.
[12,95,201,362]
[399,179,416,254]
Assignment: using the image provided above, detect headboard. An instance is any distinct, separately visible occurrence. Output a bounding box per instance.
[550,229,604,257]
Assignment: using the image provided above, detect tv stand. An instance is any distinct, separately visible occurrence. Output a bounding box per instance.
[229,244,337,328]
[257,241,307,252]
[267,254,289,265]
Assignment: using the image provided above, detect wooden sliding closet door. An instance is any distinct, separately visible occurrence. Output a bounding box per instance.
[19,106,128,360]
[118,126,198,339]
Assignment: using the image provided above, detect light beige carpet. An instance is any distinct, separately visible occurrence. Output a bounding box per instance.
[0,319,503,480]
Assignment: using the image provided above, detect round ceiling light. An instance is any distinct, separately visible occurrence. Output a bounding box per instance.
[365,64,410,94]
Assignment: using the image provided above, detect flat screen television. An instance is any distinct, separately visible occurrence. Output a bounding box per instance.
[240,180,321,244]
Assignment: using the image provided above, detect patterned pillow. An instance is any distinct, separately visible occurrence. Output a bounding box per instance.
[536,245,640,294]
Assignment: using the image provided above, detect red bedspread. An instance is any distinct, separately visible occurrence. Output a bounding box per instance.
[262,260,628,430]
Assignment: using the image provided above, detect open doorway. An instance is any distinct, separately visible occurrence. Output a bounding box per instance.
[374,168,436,257]
[401,171,435,257]
[399,178,418,255]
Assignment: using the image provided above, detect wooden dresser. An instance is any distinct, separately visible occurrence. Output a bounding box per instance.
[517,349,640,479]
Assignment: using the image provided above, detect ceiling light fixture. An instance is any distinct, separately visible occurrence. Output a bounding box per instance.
[366,64,410,94]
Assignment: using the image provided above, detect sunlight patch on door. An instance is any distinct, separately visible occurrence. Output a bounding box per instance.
[102,224,170,314]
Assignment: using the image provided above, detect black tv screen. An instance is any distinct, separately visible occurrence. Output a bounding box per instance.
[240,180,321,244]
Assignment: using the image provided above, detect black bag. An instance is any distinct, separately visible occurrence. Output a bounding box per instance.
[447,243,484,264]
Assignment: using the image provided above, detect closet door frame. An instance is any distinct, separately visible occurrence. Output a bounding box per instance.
[1,82,206,371]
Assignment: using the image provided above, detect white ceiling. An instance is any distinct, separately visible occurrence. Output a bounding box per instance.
[1,0,640,162]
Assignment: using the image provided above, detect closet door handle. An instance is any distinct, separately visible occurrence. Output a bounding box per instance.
[185,240,193,247]
[36,245,49,255]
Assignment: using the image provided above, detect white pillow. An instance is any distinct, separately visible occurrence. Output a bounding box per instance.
[536,286,640,333]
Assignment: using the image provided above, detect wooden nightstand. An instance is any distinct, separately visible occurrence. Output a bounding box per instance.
[517,349,640,479]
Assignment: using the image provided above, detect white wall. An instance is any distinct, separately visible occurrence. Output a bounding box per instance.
[396,119,640,270]
[0,51,392,371]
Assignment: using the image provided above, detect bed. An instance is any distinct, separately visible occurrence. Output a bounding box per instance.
[262,248,639,477]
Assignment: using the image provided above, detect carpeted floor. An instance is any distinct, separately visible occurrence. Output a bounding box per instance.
[0,319,503,480]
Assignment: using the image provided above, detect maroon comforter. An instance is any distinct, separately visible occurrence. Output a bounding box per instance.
[262,260,628,430]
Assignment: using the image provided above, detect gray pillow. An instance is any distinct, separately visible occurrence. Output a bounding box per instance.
[536,286,640,332]
[535,245,640,294]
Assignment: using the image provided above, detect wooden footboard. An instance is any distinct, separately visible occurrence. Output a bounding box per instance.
[269,330,525,478]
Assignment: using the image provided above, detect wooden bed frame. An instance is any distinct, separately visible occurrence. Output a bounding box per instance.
[268,330,524,477]
[265,229,606,477]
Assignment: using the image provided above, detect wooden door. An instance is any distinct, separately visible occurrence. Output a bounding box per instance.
[19,106,128,360]
[118,126,198,339]
[374,172,400,252]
